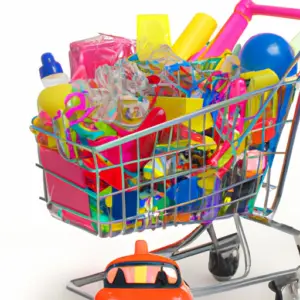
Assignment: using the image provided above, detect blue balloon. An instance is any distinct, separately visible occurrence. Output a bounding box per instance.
[239,33,297,78]
[239,33,297,170]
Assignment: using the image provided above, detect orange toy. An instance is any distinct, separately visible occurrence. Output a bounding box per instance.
[95,240,193,300]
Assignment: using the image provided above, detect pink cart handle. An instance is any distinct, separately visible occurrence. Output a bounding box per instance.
[251,2,300,20]
[203,0,300,58]
[64,92,95,126]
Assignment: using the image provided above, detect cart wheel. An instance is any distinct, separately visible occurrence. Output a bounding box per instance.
[208,245,240,281]
[269,280,300,300]
[269,281,283,300]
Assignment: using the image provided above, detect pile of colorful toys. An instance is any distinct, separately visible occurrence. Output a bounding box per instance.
[31,0,299,236]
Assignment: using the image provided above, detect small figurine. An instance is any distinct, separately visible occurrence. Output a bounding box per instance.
[95,240,193,300]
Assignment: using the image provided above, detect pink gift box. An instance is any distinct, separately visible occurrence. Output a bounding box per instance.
[69,33,136,79]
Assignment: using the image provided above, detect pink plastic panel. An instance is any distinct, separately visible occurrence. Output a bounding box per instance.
[69,33,136,79]
[39,147,91,217]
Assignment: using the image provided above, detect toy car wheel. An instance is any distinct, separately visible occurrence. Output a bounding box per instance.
[208,245,240,281]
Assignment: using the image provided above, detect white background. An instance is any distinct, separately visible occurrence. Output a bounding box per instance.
[1,0,300,299]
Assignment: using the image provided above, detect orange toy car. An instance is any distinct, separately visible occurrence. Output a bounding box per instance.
[95,240,193,300]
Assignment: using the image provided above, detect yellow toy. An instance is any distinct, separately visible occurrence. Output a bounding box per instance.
[152,96,214,132]
[30,115,57,149]
[241,69,279,120]
[172,13,217,61]
[137,14,171,61]
[37,83,73,118]
[143,157,167,180]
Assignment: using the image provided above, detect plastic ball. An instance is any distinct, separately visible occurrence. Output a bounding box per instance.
[239,33,297,79]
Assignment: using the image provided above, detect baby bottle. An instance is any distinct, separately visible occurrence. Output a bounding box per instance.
[39,52,69,87]
[37,53,72,150]
[37,53,73,117]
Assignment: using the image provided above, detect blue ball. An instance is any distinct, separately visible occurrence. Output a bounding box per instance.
[240,33,297,170]
[239,33,297,79]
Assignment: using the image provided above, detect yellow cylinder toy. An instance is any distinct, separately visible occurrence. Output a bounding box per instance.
[172,13,217,61]
[37,83,73,118]
[137,14,171,61]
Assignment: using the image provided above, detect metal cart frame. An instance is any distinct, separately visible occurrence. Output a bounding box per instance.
[32,53,300,299]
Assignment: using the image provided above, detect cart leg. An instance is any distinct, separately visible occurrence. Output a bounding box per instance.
[151,222,210,257]
[190,267,300,298]
[66,272,106,300]
[151,222,241,262]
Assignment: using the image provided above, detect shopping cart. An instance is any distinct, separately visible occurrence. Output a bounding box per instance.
[31,50,300,299]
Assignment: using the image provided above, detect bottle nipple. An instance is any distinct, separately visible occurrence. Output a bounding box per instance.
[39,52,64,80]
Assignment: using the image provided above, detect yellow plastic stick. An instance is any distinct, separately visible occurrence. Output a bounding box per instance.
[172,13,217,61]
[137,14,171,61]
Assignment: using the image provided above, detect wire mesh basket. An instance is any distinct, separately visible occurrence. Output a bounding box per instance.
[31,53,300,239]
